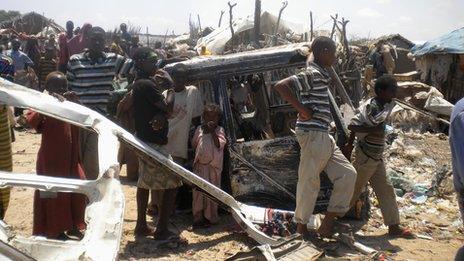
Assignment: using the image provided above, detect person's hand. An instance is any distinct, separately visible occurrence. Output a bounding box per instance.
[372,123,385,133]
[154,69,173,88]
[341,143,354,161]
[63,91,79,103]
[150,114,165,131]
[206,121,217,132]
[51,93,65,102]
[297,107,313,122]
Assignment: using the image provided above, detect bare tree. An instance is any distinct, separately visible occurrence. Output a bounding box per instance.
[330,14,340,40]
[228,2,237,48]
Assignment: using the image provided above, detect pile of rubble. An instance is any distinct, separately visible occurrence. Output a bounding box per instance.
[372,130,463,240]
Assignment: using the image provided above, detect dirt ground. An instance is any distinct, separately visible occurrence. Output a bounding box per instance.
[4,130,464,260]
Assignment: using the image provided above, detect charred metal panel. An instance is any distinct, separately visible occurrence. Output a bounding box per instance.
[230,137,333,213]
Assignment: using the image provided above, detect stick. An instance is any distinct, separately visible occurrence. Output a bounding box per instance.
[197,14,202,35]
[328,66,355,110]
[228,2,237,49]
[163,28,169,47]
[146,27,149,47]
[310,11,314,41]
[338,18,351,69]
[274,1,288,45]
[253,0,261,47]
[218,10,225,27]
[393,99,451,125]
[330,14,338,39]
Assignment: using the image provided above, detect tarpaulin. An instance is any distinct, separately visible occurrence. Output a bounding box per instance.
[411,27,464,56]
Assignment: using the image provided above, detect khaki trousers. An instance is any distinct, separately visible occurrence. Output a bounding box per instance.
[350,147,400,226]
[295,130,357,224]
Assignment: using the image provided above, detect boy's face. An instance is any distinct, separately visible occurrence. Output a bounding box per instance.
[45,77,68,95]
[379,86,397,103]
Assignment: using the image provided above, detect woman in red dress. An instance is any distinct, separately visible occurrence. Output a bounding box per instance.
[26,71,86,239]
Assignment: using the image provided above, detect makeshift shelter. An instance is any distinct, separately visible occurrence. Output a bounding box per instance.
[196,11,308,55]
[411,27,464,103]
[0,12,64,36]
[371,34,416,74]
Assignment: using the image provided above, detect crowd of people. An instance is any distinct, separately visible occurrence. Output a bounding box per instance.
[0,20,226,243]
[0,20,463,257]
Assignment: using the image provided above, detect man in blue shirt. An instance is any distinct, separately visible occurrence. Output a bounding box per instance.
[450,97,464,261]
[6,39,33,73]
[450,98,464,219]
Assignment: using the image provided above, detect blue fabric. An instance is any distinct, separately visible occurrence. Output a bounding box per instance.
[6,50,33,72]
[450,98,464,219]
[411,27,464,56]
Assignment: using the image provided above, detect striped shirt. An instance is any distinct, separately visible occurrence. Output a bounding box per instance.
[350,98,395,160]
[37,58,57,87]
[291,63,332,132]
[67,51,126,114]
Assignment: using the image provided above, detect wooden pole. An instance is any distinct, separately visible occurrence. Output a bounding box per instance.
[330,14,338,40]
[146,27,149,47]
[197,14,202,35]
[339,18,351,64]
[253,0,261,47]
[163,28,169,47]
[228,2,237,49]
[218,10,225,27]
[310,11,314,41]
[274,1,288,45]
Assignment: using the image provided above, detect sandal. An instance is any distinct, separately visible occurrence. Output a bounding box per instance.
[389,227,416,239]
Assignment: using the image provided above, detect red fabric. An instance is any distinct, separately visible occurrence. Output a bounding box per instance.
[68,23,92,56]
[58,33,70,66]
[27,111,87,238]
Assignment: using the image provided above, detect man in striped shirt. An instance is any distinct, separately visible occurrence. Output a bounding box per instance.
[67,26,126,115]
[66,26,125,180]
[273,36,357,238]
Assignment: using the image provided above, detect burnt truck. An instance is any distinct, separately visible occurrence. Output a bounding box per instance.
[164,43,364,214]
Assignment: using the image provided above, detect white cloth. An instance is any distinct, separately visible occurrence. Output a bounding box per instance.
[163,86,203,159]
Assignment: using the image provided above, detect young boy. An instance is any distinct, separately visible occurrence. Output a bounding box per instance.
[26,72,86,239]
[273,36,357,238]
[346,75,414,238]
[37,45,57,91]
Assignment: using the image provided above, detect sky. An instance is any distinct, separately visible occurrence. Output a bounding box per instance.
[3,0,464,42]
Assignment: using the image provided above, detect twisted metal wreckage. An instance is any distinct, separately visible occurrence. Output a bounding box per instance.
[0,78,293,260]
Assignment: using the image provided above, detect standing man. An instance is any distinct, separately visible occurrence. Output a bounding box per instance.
[66,21,74,40]
[273,36,357,238]
[66,26,126,179]
[450,97,464,260]
[120,23,131,44]
[6,39,34,73]
[130,47,182,242]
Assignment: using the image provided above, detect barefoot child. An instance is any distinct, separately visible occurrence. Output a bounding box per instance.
[192,104,226,227]
[26,72,86,239]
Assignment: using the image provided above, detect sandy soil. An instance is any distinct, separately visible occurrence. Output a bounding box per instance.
[4,130,464,260]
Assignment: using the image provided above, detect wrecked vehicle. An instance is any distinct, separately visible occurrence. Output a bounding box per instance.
[164,43,365,214]
[0,78,290,260]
